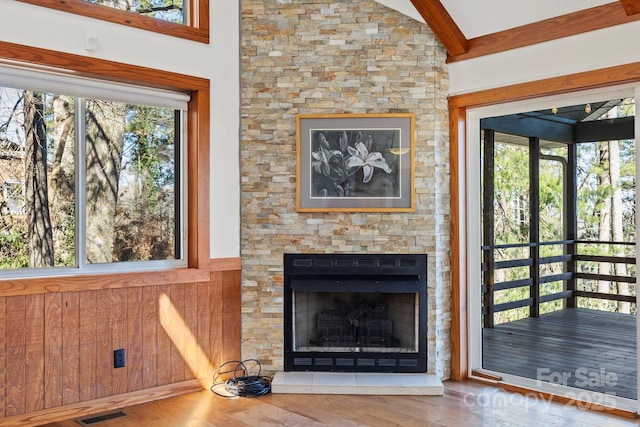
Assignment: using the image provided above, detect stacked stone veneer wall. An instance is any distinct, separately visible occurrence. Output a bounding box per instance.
[240,0,451,378]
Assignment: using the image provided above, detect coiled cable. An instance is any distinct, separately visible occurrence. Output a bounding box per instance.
[210,359,272,398]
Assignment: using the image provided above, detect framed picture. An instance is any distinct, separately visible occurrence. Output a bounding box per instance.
[296,113,414,212]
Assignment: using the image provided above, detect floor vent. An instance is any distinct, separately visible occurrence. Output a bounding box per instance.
[76,411,129,425]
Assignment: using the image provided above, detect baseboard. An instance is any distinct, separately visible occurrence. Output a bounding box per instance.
[0,379,202,427]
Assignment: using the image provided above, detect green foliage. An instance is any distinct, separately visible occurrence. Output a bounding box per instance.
[0,218,29,269]
[484,98,637,325]
[112,104,177,262]
[492,141,530,245]
[85,0,184,23]
[123,105,175,211]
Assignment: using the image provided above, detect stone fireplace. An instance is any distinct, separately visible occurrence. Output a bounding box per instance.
[284,253,427,372]
[241,0,451,381]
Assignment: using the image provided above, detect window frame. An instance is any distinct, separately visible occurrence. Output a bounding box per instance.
[0,40,210,290]
[17,0,209,44]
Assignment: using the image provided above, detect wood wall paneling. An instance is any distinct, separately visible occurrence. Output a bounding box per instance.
[221,270,242,366]
[169,284,187,384]
[44,293,63,409]
[95,289,113,399]
[196,282,212,381]
[156,284,173,388]
[0,262,242,425]
[209,272,224,374]
[5,296,26,416]
[127,287,144,393]
[142,285,158,390]
[25,294,45,413]
[111,289,128,396]
[79,291,97,402]
[61,292,80,406]
[183,282,199,381]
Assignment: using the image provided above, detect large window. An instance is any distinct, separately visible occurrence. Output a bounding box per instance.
[0,65,189,277]
[17,0,209,43]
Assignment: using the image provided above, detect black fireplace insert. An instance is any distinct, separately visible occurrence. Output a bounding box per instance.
[284,253,427,373]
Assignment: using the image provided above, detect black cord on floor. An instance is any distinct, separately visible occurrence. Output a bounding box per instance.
[211,359,272,398]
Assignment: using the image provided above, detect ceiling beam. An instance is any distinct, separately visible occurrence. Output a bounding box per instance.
[576,116,635,143]
[619,0,640,15]
[409,0,468,56]
[448,3,640,63]
[480,115,574,143]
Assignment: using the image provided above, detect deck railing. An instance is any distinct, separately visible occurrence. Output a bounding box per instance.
[481,240,636,328]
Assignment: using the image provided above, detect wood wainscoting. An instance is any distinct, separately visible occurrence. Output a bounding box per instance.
[0,258,241,427]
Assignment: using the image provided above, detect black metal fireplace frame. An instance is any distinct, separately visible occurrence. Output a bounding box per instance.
[284,253,427,373]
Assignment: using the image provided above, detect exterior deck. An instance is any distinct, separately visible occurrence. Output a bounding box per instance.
[483,307,637,400]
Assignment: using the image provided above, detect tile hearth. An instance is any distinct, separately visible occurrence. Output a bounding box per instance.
[271,372,444,395]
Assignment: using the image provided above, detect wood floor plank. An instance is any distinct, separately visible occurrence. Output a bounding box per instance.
[37,381,640,427]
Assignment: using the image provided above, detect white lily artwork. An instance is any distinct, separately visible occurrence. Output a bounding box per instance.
[297,113,414,212]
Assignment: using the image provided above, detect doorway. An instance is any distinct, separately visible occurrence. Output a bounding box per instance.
[467,86,638,410]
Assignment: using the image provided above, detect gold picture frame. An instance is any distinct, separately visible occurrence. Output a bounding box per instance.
[296,113,415,212]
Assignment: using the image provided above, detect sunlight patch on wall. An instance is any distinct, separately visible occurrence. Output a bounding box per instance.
[159,292,213,387]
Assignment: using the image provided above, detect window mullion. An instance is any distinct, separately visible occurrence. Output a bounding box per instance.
[76,97,87,269]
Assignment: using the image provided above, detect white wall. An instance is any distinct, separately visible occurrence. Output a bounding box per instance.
[0,0,241,258]
[372,1,640,95]
[448,20,640,95]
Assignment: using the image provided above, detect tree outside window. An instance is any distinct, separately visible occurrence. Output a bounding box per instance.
[0,85,182,273]
[86,0,186,24]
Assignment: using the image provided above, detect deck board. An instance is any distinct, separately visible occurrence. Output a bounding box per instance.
[483,307,637,399]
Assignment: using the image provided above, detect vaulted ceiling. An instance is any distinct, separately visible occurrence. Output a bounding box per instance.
[389,0,640,62]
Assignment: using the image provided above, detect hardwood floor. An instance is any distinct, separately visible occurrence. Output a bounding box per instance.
[40,380,640,427]
[483,308,637,399]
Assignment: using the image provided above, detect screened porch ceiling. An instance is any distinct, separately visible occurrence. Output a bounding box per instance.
[482,99,635,148]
